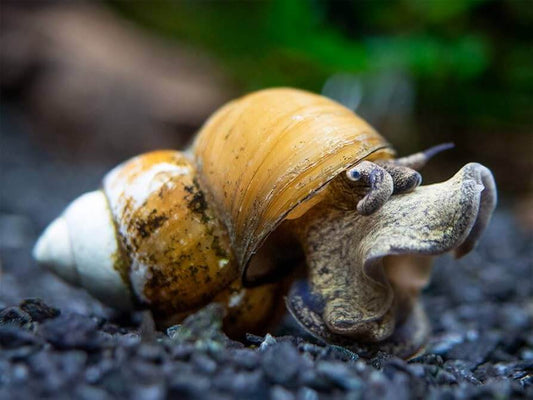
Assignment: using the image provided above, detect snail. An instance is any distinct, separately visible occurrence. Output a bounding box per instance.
[33,88,497,357]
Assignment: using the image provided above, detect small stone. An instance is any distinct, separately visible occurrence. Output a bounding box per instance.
[296,387,319,400]
[382,357,411,379]
[518,374,533,388]
[99,368,131,397]
[39,313,103,350]
[406,364,425,378]
[322,345,359,363]
[131,383,166,400]
[75,384,114,400]
[297,343,323,357]
[259,334,278,351]
[162,360,194,378]
[316,361,362,391]
[521,349,533,361]
[19,298,60,322]
[447,331,500,365]
[429,332,464,355]
[0,307,31,327]
[0,325,41,348]
[443,360,480,385]
[85,366,103,384]
[212,368,266,396]
[351,361,366,373]
[192,353,217,374]
[168,304,229,346]
[262,342,300,385]
[118,332,141,348]
[500,304,531,331]
[435,369,458,385]
[166,325,183,341]
[131,360,165,384]
[167,342,194,360]
[298,369,330,391]
[410,353,444,366]
[365,370,389,398]
[369,352,392,370]
[11,363,29,382]
[28,350,87,391]
[231,348,259,370]
[245,333,265,345]
[138,343,165,363]
[271,385,295,400]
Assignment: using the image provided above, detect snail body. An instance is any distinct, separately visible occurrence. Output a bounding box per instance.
[34,88,497,356]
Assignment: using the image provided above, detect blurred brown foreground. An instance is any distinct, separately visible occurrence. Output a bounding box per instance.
[1,1,233,162]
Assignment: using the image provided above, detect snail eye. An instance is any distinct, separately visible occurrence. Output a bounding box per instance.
[348,170,361,181]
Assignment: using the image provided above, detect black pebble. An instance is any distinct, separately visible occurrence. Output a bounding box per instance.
[262,342,301,385]
[0,212,531,399]
[19,298,60,322]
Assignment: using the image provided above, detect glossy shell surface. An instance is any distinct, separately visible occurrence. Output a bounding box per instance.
[193,88,393,282]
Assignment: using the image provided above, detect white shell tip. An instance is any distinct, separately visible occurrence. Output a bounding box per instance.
[33,216,79,284]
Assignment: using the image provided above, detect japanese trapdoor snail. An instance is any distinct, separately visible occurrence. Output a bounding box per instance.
[34,88,497,358]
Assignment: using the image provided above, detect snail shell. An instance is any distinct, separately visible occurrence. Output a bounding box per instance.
[193,88,393,283]
[33,189,133,310]
[34,88,391,327]
[34,150,283,333]
[34,152,234,311]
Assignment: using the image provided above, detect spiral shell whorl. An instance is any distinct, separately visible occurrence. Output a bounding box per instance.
[103,150,239,318]
[193,88,393,283]
[32,190,133,310]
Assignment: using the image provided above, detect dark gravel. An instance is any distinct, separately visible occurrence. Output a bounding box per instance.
[1,109,532,399]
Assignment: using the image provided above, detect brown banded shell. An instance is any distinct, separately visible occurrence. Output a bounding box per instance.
[192,88,394,283]
[103,150,239,317]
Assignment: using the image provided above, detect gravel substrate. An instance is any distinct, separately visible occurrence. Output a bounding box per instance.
[1,211,532,400]
[1,110,532,399]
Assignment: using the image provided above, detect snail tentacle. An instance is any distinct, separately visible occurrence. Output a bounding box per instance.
[376,162,422,194]
[392,142,454,170]
[345,161,394,215]
[369,142,454,197]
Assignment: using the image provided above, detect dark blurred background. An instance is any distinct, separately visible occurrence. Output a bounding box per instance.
[1,0,532,309]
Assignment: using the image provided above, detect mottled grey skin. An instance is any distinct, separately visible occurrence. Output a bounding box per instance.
[287,154,497,359]
[343,143,453,215]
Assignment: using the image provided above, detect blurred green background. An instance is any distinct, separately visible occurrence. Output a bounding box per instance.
[2,0,532,205]
[110,0,532,197]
